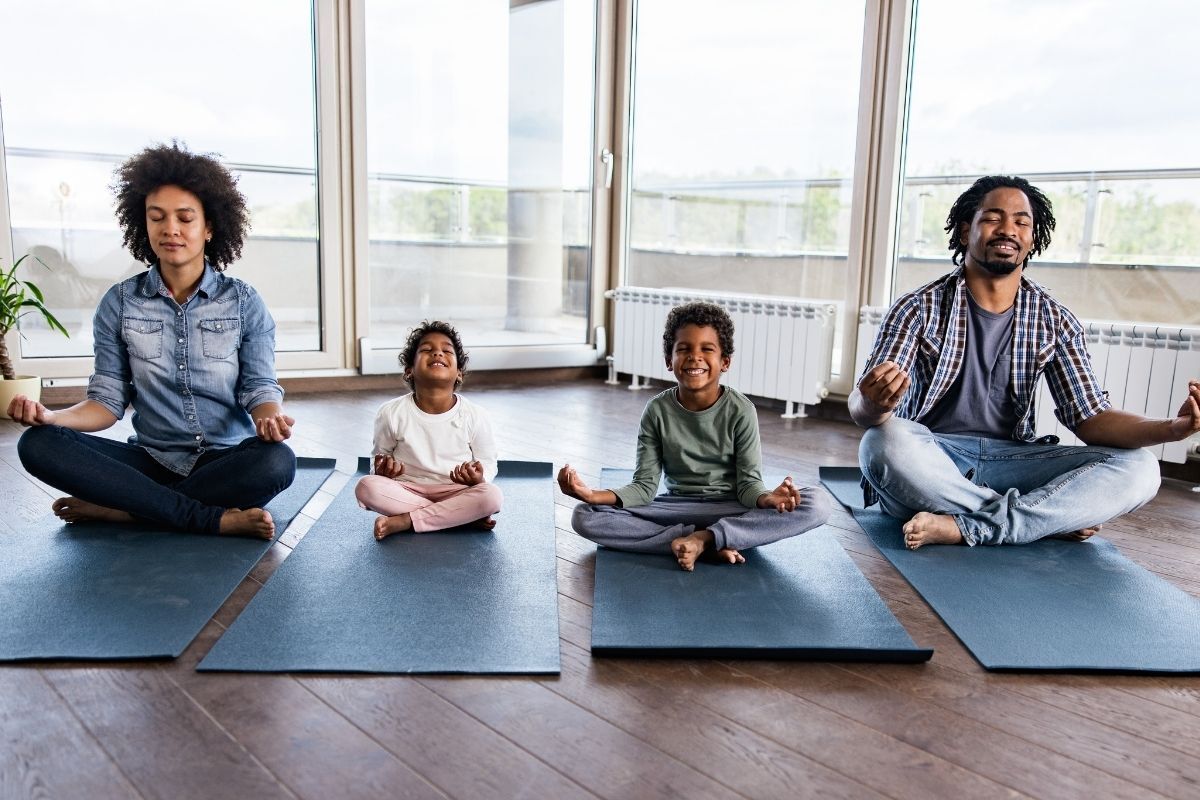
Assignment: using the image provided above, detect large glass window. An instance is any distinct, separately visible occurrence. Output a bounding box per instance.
[625,0,866,304]
[364,0,596,348]
[897,0,1200,325]
[0,1,322,358]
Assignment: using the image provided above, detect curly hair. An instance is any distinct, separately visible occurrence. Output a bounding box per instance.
[400,320,469,389]
[945,175,1055,267]
[662,302,735,363]
[112,141,250,270]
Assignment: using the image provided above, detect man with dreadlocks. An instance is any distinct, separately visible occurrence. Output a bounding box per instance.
[849,175,1200,549]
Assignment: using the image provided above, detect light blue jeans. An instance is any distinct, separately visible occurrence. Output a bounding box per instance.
[858,417,1161,545]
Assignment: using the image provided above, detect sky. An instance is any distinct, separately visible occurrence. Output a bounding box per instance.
[1,0,1198,191]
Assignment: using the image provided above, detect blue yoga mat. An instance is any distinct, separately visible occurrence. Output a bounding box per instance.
[198,460,560,673]
[818,465,868,510]
[590,468,931,661]
[0,456,335,661]
[829,465,1200,673]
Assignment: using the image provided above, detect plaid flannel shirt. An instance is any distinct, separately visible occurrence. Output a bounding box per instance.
[861,268,1111,440]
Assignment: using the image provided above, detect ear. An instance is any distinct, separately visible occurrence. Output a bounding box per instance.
[959,222,970,247]
[720,355,731,372]
[403,369,412,383]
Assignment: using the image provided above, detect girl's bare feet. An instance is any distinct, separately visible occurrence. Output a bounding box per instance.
[374,512,413,541]
[902,512,963,550]
[1052,525,1101,542]
[670,529,715,571]
[52,497,135,524]
[466,515,497,531]
[219,509,275,540]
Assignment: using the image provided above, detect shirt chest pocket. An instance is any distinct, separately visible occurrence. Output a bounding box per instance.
[200,317,240,359]
[123,318,163,360]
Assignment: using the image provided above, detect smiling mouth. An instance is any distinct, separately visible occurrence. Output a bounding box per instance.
[683,367,707,375]
[988,239,1019,255]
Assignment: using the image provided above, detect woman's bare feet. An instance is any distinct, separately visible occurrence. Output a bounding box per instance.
[902,512,963,550]
[374,512,413,541]
[1052,525,1101,542]
[52,497,135,525]
[219,509,275,540]
[670,529,715,571]
[466,515,497,531]
[715,547,745,565]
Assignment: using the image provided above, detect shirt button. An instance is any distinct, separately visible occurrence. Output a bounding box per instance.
[178,364,185,370]
[177,311,182,316]
[178,338,184,343]
[195,435,202,441]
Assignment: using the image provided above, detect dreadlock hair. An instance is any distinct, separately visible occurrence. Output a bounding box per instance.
[662,302,735,364]
[112,141,250,270]
[945,175,1055,267]
[400,320,469,389]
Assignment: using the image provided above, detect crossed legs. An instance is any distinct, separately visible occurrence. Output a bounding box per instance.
[859,417,1161,547]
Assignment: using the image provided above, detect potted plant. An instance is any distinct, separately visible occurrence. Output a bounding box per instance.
[1,254,70,418]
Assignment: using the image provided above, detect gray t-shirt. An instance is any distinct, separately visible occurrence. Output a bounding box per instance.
[922,293,1018,438]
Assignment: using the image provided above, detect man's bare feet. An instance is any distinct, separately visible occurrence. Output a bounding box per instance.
[374,512,413,541]
[670,529,715,571]
[466,515,497,531]
[219,509,275,540]
[902,512,963,550]
[1052,525,1101,542]
[715,547,746,565]
[52,497,135,525]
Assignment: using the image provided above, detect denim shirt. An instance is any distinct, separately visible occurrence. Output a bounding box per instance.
[86,264,284,475]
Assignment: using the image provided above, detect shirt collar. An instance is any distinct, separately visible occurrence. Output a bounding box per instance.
[140,262,219,301]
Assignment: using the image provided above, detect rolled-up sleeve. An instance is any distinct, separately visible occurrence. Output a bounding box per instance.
[86,285,132,420]
[235,283,285,411]
[1047,309,1111,430]
[860,296,923,381]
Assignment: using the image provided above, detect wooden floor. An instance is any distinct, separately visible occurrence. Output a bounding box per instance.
[2,377,1199,800]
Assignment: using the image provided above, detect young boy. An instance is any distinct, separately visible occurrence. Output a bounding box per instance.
[557,301,831,571]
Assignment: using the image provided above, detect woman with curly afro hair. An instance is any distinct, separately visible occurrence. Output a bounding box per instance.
[8,142,297,540]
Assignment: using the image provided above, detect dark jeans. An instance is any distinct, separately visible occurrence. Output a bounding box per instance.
[17,426,297,534]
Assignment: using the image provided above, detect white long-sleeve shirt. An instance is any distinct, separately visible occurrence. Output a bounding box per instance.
[371,393,498,484]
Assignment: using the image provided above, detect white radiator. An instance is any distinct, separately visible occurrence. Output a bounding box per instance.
[857,306,1200,463]
[605,286,838,417]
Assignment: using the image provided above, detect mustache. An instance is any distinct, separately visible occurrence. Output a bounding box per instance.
[988,236,1019,247]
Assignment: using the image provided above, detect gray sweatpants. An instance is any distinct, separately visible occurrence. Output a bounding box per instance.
[571,489,831,554]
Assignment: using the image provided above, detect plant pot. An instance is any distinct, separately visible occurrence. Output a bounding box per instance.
[0,375,42,419]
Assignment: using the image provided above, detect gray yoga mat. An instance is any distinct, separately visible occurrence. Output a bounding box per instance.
[0,456,335,661]
[198,459,560,673]
[590,468,932,661]
[830,465,1200,673]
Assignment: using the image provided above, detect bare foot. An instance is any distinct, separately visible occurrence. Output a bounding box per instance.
[670,529,715,571]
[465,515,497,531]
[374,512,413,541]
[902,512,963,550]
[715,547,746,565]
[219,508,275,540]
[52,497,135,525]
[1052,525,1101,542]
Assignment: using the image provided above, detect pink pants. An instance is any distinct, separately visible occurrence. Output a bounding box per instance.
[354,476,502,532]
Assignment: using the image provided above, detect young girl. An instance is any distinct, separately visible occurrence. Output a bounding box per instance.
[355,321,502,540]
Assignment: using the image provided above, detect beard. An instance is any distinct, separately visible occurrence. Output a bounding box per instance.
[977,257,1021,276]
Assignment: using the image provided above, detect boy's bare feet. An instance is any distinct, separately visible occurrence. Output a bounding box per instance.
[1052,525,1100,542]
[902,512,963,550]
[374,512,413,541]
[219,509,275,540]
[715,547,745,565]
[670,529,716,571]
[466,515,497,531]
[52,497,135,525]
